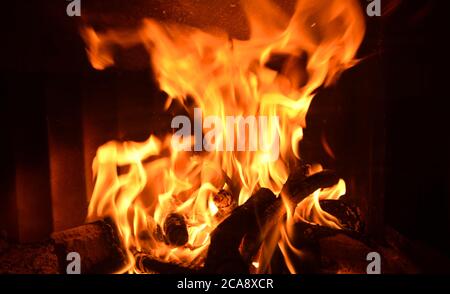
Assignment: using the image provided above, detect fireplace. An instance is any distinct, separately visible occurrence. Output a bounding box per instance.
[1,0,449,275]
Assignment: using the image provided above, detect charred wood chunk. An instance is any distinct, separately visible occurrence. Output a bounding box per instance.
[281,163,310,197]
[280,221,418,274]
[286,170,340,210]
[206,188,277,274]
[153,224,165,243]
[51,220,126,274]
[207,170,340,273]
[213,189,234,209]
[213,189,237,220]
[318,234,375,274]
[319,231,418,274]
[289,221,343,245]
[279,221,369,274]
[136,255,200,274]
[319,199,364,234]
[241,170,340,264]
[163,213,188,247]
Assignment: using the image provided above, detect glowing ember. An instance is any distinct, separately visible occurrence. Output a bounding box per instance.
[82,0,365,273]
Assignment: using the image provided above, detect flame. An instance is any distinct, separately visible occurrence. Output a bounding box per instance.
[82,0,365,273]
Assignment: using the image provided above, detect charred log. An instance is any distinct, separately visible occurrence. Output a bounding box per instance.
[213,189,235,210]
[272,220,418,274]
[206,169,340,273]
[213,189,237,222]
[163,213,188,247]
[51,220,126,273]
[319,198,364,234]
[205,188,277,273]
[136,255,200,274]
[241,170,340,264]
[283,169,341,212]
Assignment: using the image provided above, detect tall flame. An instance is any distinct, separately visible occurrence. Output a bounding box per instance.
[82,0,365,273]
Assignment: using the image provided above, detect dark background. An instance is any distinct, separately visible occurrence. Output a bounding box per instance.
[1,0,449,264]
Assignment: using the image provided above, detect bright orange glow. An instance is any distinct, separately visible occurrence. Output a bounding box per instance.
[82,0,365,273]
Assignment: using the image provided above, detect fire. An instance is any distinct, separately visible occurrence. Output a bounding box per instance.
[82,0,365,273]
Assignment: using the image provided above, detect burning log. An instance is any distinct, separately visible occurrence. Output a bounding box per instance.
[205,188,277,273]
[282,169,341,212]
[271,219,419,274]
[213,189,237,220]
[163,213,189,247]
[241,170,340,264]
[150,224,165,243]
[272,221,365,273]
[206,169,340,273]
[45,170,349,274]
[262,219,371,274]
[280,162,310,198]
[213,189,235,210]
[319,199,364,234]
[136,255,200,274]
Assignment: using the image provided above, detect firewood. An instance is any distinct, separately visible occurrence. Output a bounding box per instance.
[241,170,340,264]
[283,169,341,212]
[275,220,415,274]
[280,162,310,198]
[163,213,188,247]
[296,222,369,273]
[51,220,126,273]
[153,224,165,243]
[273,220,368,274]
[213,189,237,221]
[135,254,200,274]
[291,221,416,274]
[205,188,277,273]
[319,199,364,234]
[213,189,235,210]
[206,170,339,273]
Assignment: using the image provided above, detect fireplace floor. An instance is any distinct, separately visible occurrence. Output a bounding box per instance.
[0,218,435,274]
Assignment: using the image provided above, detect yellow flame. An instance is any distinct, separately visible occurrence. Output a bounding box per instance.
[83,0,365,273]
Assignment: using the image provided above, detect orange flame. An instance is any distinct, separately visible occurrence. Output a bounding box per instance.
[82,0,365,273]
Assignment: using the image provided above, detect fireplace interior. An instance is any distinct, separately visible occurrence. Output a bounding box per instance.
[1,0,449,274]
